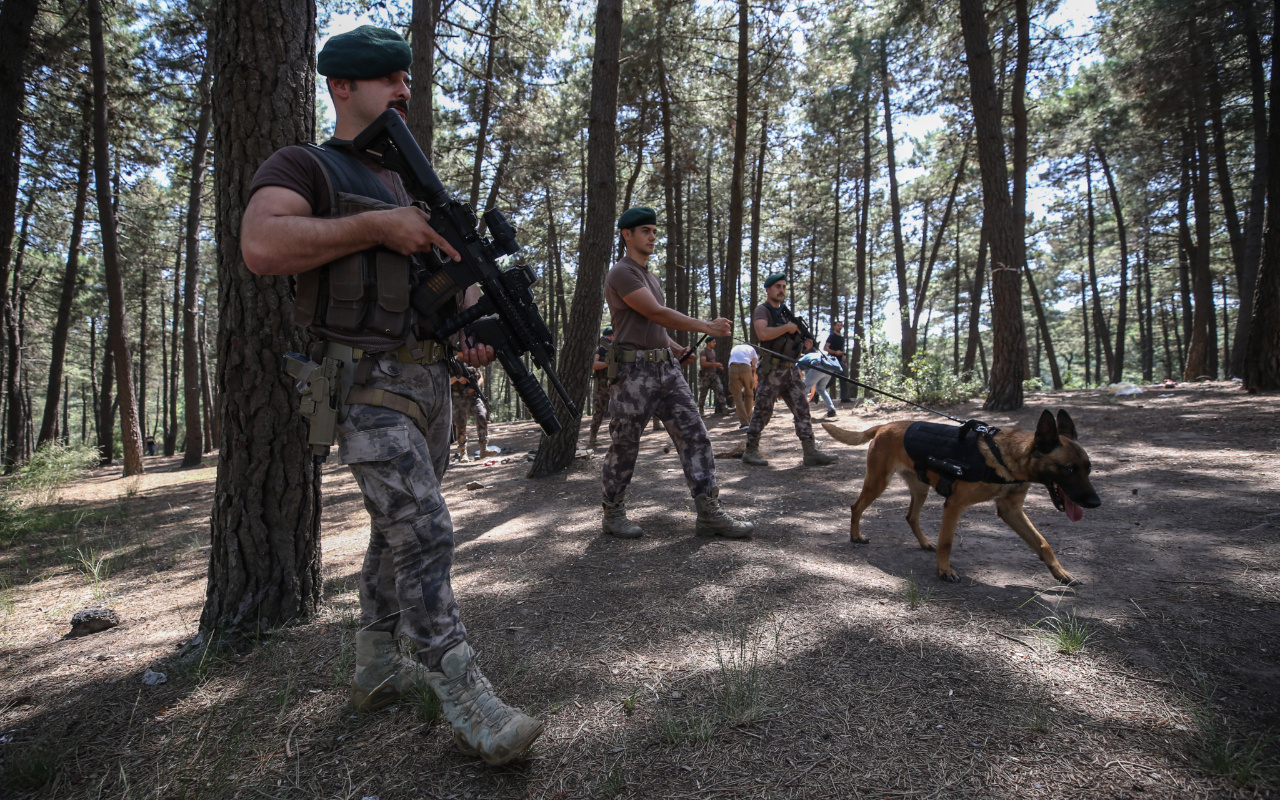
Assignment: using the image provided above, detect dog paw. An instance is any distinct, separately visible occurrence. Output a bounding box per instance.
[1057,573,1081,587]
[850,534,869,545]
[938,570,961,583]
[920,541,937,552]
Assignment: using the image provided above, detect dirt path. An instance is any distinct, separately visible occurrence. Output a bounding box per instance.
[1,382,1276,798]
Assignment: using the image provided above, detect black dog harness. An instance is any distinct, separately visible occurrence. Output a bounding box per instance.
[903,420,1018,498]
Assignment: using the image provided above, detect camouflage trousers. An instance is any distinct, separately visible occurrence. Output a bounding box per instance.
[588,378,610,441]
[451,391,489,449]
[335,353,465,671]
[602,360,716,501]
[697,371,728,413]
[745,363,814,446]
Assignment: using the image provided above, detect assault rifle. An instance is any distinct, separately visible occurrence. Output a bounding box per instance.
[770,303,812,360]
[352,109,575,435]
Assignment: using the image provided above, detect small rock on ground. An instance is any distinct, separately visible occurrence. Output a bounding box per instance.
[69,608,120,636]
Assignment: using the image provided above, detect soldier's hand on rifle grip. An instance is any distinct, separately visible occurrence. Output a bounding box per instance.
[706,318,732,339]
[458,334,495,368]
[376,206,461,262]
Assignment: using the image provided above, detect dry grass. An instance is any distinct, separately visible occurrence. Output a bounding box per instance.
[0,382,1277,798]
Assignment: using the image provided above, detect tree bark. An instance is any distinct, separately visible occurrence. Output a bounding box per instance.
[851,100,871,393]
[718,0,749,368]
[166,243,181,455]
[407,0,444,161]
[1242,0,1280,391]
[0,0,39,356]
[89,0,145,477]
[1231,10,1268,377]
[1096,146,1128,383]
[962,220,988,375]
[1023,263,1062,389]
[883,41,912,373]
[182,65,212,467]
[3,192,33,470]
[468,0,501,212]
[527,0,620,477]
[959,0,1027,410]
[200,0,322,639]
[1084,153,1114,379]
[750,106,768,329]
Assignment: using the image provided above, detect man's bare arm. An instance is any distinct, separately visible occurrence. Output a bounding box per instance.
[623,289,731,339]
[753,316,798,343]
[241,186,460,276]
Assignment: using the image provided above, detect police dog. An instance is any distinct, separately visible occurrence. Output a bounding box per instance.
[821,410,1101,585]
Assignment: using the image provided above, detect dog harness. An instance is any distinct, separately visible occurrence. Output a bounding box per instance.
[903,420,1017,498]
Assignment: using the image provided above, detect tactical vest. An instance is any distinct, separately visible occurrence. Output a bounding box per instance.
[902,421,1017,497]
[291,142,451,349]
[760,303,804,361]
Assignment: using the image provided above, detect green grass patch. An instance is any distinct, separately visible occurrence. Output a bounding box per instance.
[901,571,935,608]
[1034,608,1094,655]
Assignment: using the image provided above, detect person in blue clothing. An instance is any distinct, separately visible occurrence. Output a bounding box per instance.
[798,337,841,419]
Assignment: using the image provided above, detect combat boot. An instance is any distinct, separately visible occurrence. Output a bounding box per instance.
[424,641,544,766]
[478,438,490,457]
[587,434,598,449]
[457,443,471,462]
[350,630,410,712]
[602,494,644,539]
[741,441,769,466]
[802,438,838,466]
[694,489,754,539]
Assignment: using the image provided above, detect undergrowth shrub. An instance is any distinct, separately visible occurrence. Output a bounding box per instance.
[854,326,982,407]
[12,441,100,506]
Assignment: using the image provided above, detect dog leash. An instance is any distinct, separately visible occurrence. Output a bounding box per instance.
[754,345,969,424]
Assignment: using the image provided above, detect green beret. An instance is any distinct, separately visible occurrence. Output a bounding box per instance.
[764,272,787,289]
[602,326,613,335]
[617,206,658,230]
[318,26,412,80]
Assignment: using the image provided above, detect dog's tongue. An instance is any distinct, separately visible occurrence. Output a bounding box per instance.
[1062,493,1085,522]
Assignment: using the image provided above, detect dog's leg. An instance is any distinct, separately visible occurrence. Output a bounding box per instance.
[995,493,1077,586]
[935,499,968,583]
[902,471,935,551]
[848,446,894,543]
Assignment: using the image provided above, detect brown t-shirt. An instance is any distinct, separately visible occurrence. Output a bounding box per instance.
[701,346,719,367]
[605,255,670,350]
[248,141,409,215]
[752,302,790,346]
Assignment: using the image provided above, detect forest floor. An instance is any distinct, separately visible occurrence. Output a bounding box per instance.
[0,381,1278,799]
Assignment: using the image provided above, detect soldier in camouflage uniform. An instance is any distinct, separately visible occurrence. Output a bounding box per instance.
[742,274,837,468]
[697,337,729,415]
[241,26,541,766]
[587,327,614,448]
[450,365,489,461]
[600,206,753,540]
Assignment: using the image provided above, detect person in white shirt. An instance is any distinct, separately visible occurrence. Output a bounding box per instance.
[727,343,758,430]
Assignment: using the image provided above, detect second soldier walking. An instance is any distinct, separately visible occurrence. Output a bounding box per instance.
[600,206,753,539]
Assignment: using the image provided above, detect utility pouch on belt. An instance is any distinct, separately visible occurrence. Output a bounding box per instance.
[284,343,356,460]
[606,346,620,380]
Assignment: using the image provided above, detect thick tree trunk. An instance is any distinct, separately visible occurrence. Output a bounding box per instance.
[527,0,620,477]
[1242,0,1280,391]
[182,66,212,467]
[960,0,1027,410]
[407,0,444,160]
[1142,243,1155,381]
[0,0,39,360]
[200,0,322,638]
[1232,13,1268,377]
[750,106,768,329]
[89,0,144,477]
[851,101,871,394]
[1184,117,1217,379]
[1096,146,1129,383]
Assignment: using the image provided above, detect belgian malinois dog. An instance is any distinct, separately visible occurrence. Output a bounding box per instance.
[821,410,1101,585]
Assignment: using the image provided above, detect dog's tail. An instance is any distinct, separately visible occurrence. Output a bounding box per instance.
[821,422,883,447]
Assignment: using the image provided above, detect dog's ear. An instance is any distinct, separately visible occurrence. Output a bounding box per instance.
[1034,409,1060,453]
[1056,409,1078,441]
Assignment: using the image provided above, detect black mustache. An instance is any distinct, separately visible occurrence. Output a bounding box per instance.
[388,101,408,111]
